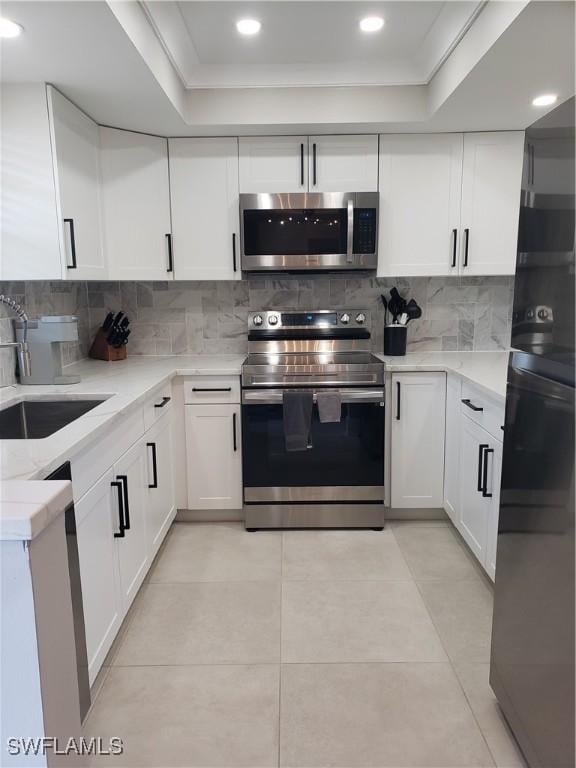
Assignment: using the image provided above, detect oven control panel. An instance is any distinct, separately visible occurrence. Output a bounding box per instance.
[248,310,370,330]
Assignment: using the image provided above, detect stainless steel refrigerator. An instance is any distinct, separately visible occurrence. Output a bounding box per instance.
[490,97,575,768]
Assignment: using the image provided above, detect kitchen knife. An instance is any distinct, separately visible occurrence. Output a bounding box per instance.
[102,312,114,332]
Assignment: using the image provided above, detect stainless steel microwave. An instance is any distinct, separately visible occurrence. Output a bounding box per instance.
[239,192,379,272]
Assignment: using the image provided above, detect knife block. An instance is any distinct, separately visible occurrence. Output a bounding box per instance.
[89,328,127,361]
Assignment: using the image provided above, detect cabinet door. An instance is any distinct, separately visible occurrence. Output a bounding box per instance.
[460,131,524,275]
[169,138,240,280]
[444,373,462,525]
[484,439,503,582]
[378,133,463,276]
[75,469,122,685]
[239,136,308,193]
[47,86,106,280]
[114,440,148,611]
[185,403,242,510]
[391,372,446,509]
[145,413,176,558]
[309,135,378,192]
[99,127,173,280]
[458,417,491,562]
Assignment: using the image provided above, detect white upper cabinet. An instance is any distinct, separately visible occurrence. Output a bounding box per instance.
[239,136,308,193]
[99,127,173,280]
[169,138,240,280]
[1,85,63,280]
[309,135,378,192]
[378,134,463,276]
[47,86,106,280]
[460,131,524,276]
[390,372,447,509]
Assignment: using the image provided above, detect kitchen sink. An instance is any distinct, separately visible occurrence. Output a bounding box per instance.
[0,398,108,439]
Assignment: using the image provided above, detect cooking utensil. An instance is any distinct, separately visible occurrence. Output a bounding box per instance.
[380,295,389,326]
[399,312,408,325]
[388,287,406,323]
[405,298,422,322]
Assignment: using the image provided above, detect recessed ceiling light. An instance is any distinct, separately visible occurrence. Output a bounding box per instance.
[0,17,23,38]
[532,93,558,107]
[359,16,384,33]
[236,19,261,36]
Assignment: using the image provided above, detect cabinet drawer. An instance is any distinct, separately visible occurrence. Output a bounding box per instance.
[460,381,505,441]
[143,383,173,431]
[183,376,240,404]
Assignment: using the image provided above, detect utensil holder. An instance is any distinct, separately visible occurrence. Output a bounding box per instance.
[89,328,127,361]
[384,324,407,356]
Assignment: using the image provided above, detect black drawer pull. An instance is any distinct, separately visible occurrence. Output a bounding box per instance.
[166,233,174,273]
[117,475,130,531]
[396,381,401,421]
[111,480,125,538]
[192,387,232,393]
[147,442,158,489]
[154,396,171,408]
[300,143,305,186]
[232,232,237,273]
[482,447,494,498]
[312,142,317,186]
[463,228,469,267]
[233,412,238,451]
[477,444,488,493]
[462,398,483,412]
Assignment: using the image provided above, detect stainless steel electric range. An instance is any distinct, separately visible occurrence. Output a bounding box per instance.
[241,309,385,530]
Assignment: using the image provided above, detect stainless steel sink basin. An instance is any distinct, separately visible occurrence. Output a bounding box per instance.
[0,398,107,439]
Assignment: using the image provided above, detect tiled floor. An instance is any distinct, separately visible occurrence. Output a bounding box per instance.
[85,520,527,767]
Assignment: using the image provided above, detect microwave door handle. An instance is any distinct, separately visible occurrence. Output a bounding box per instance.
[346,199,354,263]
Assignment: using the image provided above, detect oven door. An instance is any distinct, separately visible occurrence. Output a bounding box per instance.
[242,388,385,503]
[239,192,378,272]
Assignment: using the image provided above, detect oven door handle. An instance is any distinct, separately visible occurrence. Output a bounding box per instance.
[242,389,385,405]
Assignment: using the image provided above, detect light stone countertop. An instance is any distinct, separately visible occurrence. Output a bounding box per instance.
[0,480,72,540]
[376,350,509,399]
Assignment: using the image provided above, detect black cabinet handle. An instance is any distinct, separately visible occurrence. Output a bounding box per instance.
[477,444,488,493]
[192,387,232,393]
[117,475,130,531]
[166,233,173,273]
[312,142,317,186]
[147,442,158,489]
[463,228,469,267]
[451,229,457,268]
[233,412,237,452]
[232,233,237,272]
[63,218,77,269]
[396,381,401,421]
[154,396,171,408]
[482,447,494,498]
[462,398,483,412]
[111,480,125,538]
[300,143,305,186]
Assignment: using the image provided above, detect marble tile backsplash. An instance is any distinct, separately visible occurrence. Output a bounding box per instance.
[0,276,513,386]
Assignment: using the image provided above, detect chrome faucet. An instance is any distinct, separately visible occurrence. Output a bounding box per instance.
[0,295,32,378]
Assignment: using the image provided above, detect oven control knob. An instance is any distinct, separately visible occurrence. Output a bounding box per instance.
[340,313,350,324]
[268,314,279,326]
[253,314,263,326]
[355,313,366,324]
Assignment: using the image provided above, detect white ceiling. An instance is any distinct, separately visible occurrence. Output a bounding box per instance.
[142,0,485,88]
[0,1,573,135]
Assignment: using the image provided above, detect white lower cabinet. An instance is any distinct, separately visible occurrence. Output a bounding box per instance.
[76,469,122,685]
[390,372,446,509]
[444,373,462,525]
[185,403,242,510]
[145,412,176,557]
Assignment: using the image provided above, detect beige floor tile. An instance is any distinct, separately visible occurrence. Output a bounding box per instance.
[282,580,447,662]
[393,523,481,581]
[85,664,280,767]
[113,582,281,665]
[282,529,412,581]
[455,663,527,768]
[418,579,494,664]
[149,522,282,583]
[280,663,494,767]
